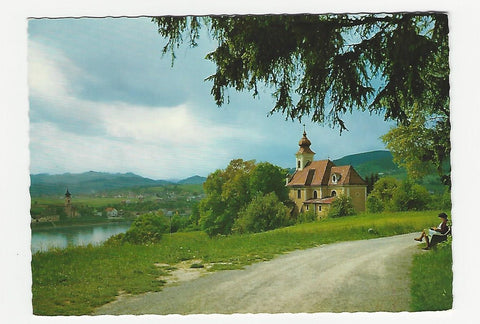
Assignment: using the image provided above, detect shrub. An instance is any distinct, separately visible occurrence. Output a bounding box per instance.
[233,192,291,233]
[123,212,169,244]
[428,187,451,210]
[366,195,384,213]
[391,180,431,211]
[103,233,125,246]
[328,195,356,218]
[297,208,317,223]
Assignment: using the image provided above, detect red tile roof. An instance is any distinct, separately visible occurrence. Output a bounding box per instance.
[287,159,366,187]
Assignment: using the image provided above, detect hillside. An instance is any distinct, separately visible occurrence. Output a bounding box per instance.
[177,175,207,185]
[333,150,405,178]
[30,171,171,196]
[332,150,446,194]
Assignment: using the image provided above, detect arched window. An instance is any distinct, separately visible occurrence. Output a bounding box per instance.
[331,190,337,197]
[318,205,322,211]
[297,190,301,199]
[313,191,318,199]
[297,160,301,169]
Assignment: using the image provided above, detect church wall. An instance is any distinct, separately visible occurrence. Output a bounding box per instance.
[348,186,367,212]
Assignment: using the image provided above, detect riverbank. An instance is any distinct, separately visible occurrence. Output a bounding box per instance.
[31,218,133,231]
[31,210,449,315]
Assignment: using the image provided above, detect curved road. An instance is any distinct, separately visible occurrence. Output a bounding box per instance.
[95,233,420,315]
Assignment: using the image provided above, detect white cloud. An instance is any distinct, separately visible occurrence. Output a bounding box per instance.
[28,39,265,178]
[30,119,235,179]
[28,39,81,101]
[101,102,263,145]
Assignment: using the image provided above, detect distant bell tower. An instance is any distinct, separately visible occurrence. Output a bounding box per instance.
[295,126,315,171]
[64,188,73,217]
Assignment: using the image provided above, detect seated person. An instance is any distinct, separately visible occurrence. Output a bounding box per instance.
[414,212,449,250]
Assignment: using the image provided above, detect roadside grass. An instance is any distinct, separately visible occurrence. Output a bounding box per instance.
[410,238,453,311]
[32,210,444,315]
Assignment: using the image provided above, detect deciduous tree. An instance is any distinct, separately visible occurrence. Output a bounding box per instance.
[249,162,289,202]
[233,192,291,233]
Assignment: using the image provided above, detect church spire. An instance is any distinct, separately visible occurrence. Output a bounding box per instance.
[295,127,315,171]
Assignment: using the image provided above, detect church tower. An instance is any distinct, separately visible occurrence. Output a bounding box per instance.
[64,188,73,217]
[295,127,315,171]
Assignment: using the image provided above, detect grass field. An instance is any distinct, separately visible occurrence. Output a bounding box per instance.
[410,237,453,311]
[31,210,450,315]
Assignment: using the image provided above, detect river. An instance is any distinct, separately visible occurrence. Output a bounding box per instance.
[31,222,132,254]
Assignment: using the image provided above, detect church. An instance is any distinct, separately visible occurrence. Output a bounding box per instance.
[286,130,367,218]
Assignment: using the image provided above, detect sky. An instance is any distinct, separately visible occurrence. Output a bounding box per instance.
[27,17,396,180]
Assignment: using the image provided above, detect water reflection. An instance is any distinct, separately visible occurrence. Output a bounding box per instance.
[31,222,131,253]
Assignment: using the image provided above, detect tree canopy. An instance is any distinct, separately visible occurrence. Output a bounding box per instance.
[198,159,290,236]
[152,13,450,185]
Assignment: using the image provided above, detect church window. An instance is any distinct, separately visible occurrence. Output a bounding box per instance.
[331,190,337,197]
[306,205,309,211]
[313,191,318,199]
[297,190,301,199]
[297,160,301,169]
[318,205,322,211]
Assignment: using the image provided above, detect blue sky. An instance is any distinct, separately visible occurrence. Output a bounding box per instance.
[28,17,396,180]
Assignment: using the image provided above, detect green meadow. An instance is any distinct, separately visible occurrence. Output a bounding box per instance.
[31,210,452,315]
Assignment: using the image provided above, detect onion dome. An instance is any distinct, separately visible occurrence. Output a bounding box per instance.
[299,130,311,147]
[297,130,315,154]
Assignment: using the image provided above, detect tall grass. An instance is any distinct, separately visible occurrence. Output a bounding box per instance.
[32,210,443,315]
[410,238,453,311]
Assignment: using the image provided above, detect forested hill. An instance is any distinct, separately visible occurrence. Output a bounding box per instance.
[29,172,209,196]
[30,172,165,196]
[333,150,404,178]
[332,150,447,194]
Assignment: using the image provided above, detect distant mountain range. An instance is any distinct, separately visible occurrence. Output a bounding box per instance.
[30,171,207,196]
[30,150,445,196]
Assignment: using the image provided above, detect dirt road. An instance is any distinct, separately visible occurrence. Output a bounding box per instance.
[95,233,420,315]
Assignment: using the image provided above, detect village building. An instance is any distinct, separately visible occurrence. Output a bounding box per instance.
[105,207,120,219]
[286,130,367,218]
[64,188,78,217]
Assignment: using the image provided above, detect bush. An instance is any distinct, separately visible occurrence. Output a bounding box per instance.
[391,180,431,211]
[123,212,169,244]
[368,177,434,212]
[103,233,125,246]
[428,187,451,210]
[366,195,384,213]
[297,208,317,223]
[328,195,356,218]
[233,192,291,234]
